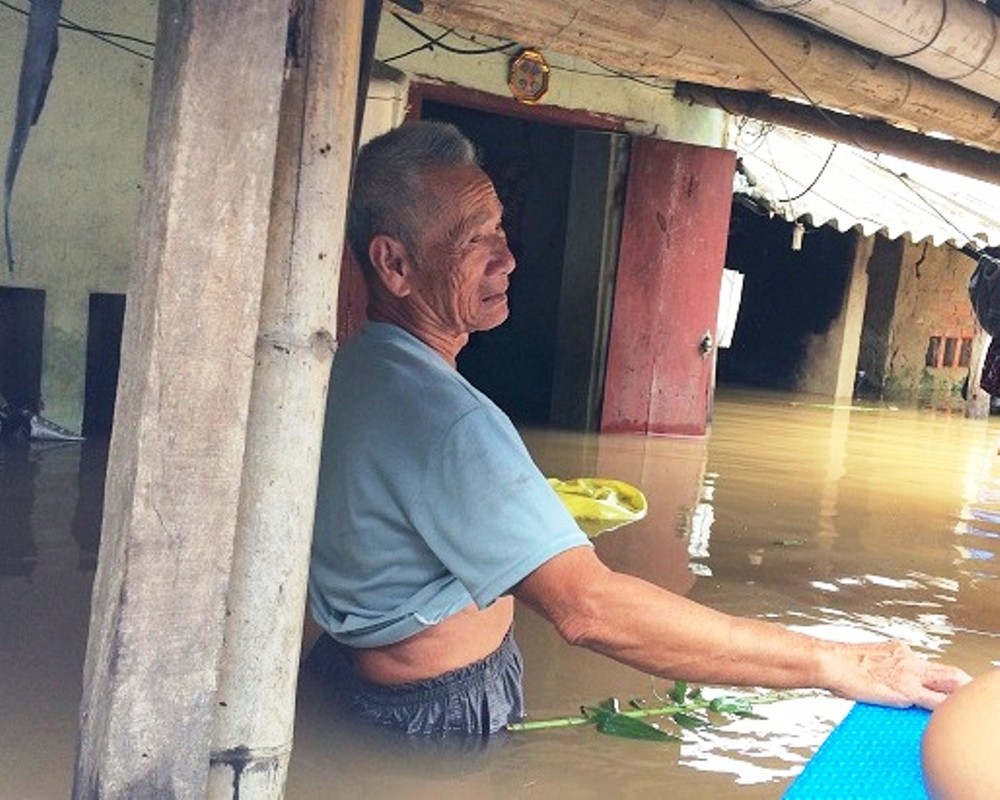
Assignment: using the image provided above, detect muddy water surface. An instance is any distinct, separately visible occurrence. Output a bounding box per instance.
[289,390,1000,799]
[2,390,998,798]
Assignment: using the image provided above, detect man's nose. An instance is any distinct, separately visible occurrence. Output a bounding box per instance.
[494,237,516,274]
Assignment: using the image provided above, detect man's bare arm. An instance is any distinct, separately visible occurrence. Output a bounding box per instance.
[513,546,970,709]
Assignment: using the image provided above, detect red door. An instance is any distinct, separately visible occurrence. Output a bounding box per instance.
[601,137,735,436]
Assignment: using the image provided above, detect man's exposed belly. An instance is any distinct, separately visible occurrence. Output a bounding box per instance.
[350,596,515,685]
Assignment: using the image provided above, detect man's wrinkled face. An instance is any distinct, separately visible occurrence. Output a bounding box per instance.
[409,165,516,336]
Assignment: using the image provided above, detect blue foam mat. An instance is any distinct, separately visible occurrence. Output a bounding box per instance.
[783,703,931,799]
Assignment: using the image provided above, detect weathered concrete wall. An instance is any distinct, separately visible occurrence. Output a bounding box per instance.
[0,3,156,430]
[882,239,980,409]
[787,230,979,408]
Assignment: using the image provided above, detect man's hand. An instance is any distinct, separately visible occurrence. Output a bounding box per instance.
[824,640,972,710]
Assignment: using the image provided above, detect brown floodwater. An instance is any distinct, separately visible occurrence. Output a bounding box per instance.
[3,389,999,798]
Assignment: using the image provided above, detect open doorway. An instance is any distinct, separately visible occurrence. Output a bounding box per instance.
[716,202,854,390]
[82,293,125,437]
[0,287,44,413]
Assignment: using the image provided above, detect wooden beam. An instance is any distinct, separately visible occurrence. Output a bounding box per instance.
[676,83,1000,186]
[413,0,1000,154]
[206,0,364,795]
[74,2,288,796]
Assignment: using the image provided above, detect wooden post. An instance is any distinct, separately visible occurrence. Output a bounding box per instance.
[206,1,363,796]
[74,3,288,797]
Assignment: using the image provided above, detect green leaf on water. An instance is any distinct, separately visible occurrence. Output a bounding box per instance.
[582,705,681,742]
[708,696,753,714]
[508,687,819,733]
[706,695,767,719]
[672,710,711,730]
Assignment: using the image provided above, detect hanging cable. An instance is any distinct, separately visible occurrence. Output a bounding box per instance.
[389,12,517,56]
[382,24,452,64]
[383,12,676,93]
[734,116,776,151]
[0,0,154,60]
[385,11,668,87]
[776,141,837,202]
[715,0,979,248]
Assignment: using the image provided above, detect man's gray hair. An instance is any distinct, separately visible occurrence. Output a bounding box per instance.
[347,120,480,277]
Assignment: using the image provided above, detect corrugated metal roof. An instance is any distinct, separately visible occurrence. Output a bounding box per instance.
[732,120,1000,249]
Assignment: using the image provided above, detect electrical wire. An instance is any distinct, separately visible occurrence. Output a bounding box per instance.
[382,24,453,64]
[590,61,675,91]
[389,12,517,56]
[444,23,676,90]
[753,140,889,232]
[773,0,1000,78]
[384,12,676,95]
[716,2,855,140]
[734,116,776,152]
[777,142,837,202]
[0,0,155,61]
[716,0,978,247]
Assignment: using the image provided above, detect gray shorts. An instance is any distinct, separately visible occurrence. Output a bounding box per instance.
[305,627,525,737]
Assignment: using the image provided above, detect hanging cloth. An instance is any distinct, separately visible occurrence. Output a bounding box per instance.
[968,252,1000,337]
[4,0,64,270]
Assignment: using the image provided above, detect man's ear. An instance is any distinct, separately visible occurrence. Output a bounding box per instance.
[368,234,413,298]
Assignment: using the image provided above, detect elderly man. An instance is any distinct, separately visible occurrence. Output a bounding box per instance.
[307,120,970,736]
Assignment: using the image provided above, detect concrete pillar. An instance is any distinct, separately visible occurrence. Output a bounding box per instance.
[74,3,288,796]
[798,232,874,399]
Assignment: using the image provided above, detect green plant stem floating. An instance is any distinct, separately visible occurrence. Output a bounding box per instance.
[582,703,680,742]
[507,685,817,742]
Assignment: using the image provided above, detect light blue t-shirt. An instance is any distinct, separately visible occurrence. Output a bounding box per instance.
[309,323,591,648]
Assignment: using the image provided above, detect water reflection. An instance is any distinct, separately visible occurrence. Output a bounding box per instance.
[0,438,107,575]
[0,441,38,576]
[0,438,102,799]
[71,438,108,571]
